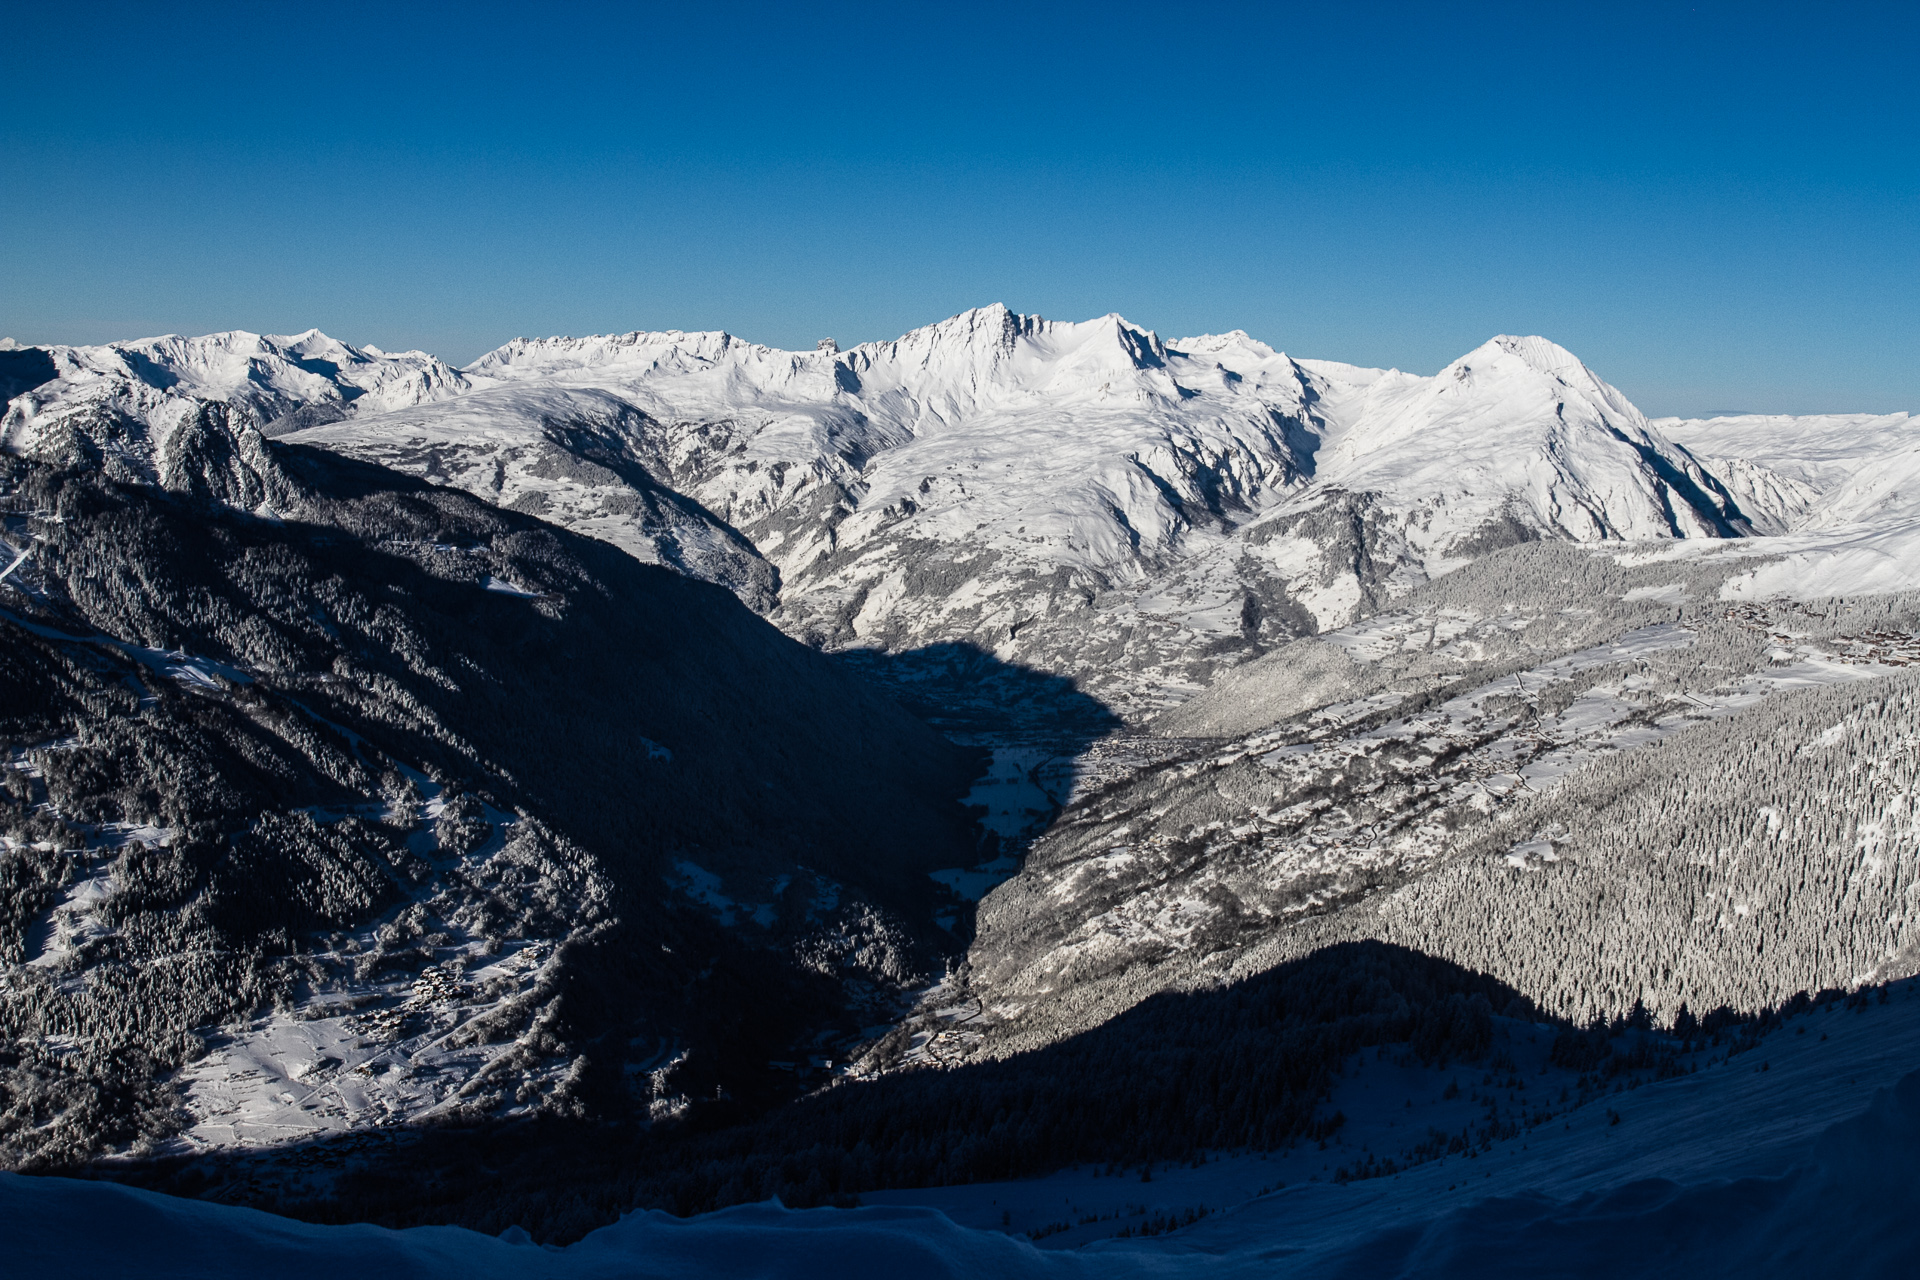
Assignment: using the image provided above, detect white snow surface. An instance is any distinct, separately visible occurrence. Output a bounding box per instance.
[1619,410,1920,601]
[299,311,1774,716]
[434,314,1749,578]
[1619,519,1920,601]
[1,329,465,450]
[9,312,1917,715]
[1655,411,1920,530]
[10,980,1920,1278]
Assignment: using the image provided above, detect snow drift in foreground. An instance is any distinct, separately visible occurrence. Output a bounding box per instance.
[10,1062,1920,1278]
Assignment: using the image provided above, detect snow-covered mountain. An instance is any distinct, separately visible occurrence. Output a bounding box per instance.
[298,309,1763,718]
[281,382,781,609]
[2,328,466,437]
[295,308,1329,712]
[7,312,1920,1269]
[0,443,976,1167]
[7,312,1913,723]
[0,330,466,506]
[1656,411,1920,530]
[1646,411,1920,599]
[1283,334,1751,541]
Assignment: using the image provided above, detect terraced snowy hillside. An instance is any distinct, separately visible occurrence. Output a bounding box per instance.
[938,539,1920,1061]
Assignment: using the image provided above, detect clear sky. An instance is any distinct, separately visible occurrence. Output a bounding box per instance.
[2,1,1914,415]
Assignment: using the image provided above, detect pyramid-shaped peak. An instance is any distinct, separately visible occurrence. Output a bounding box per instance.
[863,305,1021,357]
[275,329,362,359]
[1409,334,1650,434]
[1454,334,1591,379]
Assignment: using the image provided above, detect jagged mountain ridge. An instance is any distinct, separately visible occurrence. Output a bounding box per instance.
[0,309,1784,723]
[0,329,467,438]
[297,307,1329,716]
[385,314,1764,719]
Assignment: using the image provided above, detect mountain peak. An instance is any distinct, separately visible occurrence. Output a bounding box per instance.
[1430,335,1642,422]
[1446,334,1591,382]
[462,328,750,379]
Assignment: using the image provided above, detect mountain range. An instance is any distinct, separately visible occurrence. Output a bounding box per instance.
[18,309,1908,726]
[3,309,1918,1264]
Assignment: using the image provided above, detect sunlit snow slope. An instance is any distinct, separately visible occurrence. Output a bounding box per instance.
[1649,411,1920,598]
[6,313,1914,718]
[1,329,465,447]
[303,310,1766,716]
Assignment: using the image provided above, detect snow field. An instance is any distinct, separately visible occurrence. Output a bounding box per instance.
[170,938,562,1149]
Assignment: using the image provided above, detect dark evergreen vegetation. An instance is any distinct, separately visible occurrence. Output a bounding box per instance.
[2,419,1916,1255]
[0,434,978,1166]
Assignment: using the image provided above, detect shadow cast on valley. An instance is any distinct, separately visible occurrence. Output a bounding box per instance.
[96,939,1611,1241]
[0,444,984,1173]
[834,641,1123,748]
[833,641,1125,931]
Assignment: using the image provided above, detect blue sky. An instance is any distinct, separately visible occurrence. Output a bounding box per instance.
[2,1,1914,415]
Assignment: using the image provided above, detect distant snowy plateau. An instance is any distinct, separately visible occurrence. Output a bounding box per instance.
[4,310,1920,1276]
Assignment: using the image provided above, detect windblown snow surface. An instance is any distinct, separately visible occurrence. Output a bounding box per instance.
[8,979,1920,1278]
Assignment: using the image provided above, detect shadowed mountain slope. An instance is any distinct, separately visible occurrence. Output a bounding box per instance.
[0,434,978,1166]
